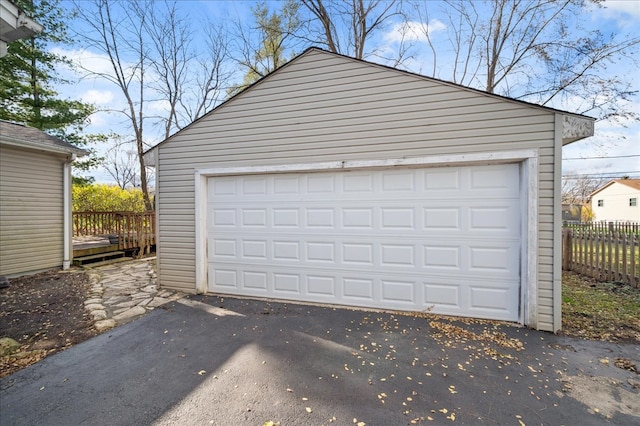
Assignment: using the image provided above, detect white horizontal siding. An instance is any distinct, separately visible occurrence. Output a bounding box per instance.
[0,145,65,276]
[154,49,559,330]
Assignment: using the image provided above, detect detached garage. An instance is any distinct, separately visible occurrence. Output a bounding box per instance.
[145,48,594,332]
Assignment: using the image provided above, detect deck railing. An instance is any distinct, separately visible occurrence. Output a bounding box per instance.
[73,211,156,255]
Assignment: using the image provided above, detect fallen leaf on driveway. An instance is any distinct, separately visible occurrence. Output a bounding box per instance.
[198,370,206,375]
[305,407,312,413]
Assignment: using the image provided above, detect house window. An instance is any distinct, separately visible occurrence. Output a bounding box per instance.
[631,198,637,207]
[597,199,604,207]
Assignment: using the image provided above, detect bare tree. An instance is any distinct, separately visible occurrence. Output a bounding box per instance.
[561,175,608,206]
[141,0,192,141]
[74,0,230,210]
[103,136,138,189]
[141,1,231,137]
[301,0,403,60]
[74,0,152,209]
[182,24,230,122]
[409,0,639,123]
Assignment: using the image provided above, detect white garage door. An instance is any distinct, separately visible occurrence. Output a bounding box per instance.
[207,164,521,321]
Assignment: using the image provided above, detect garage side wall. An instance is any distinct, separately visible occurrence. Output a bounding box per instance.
[0,145,65,276]
[156,50,559,330]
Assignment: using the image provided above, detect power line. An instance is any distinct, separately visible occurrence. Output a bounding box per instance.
[563,154,640,160]
[562,171,640,177]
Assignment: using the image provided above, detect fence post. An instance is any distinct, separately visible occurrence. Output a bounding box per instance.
[631,233,637,288]
[562,229,572,271]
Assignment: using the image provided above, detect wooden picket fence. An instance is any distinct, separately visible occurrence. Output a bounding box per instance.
[562,227,639,288]
[563,221,640,235]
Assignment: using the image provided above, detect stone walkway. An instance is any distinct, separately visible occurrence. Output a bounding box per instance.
[82,257,184,331]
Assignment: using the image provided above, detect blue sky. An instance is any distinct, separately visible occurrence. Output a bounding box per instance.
[52,0,639,184]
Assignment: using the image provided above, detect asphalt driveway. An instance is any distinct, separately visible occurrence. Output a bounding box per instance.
[1,295,638,425]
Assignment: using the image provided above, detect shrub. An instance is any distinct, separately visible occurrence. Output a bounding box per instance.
[72,183,147,212]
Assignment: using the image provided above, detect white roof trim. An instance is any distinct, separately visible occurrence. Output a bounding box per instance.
[562,115,595,145]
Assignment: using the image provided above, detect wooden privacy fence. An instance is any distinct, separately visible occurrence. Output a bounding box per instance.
[73,211,156,254]
[562,228,639,288]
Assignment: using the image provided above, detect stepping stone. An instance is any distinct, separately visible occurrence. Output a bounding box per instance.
[85,303,105,312]
[92,310,108,320]
[95,319,116,331]
[113,306,147,322]
[148,297,170,308]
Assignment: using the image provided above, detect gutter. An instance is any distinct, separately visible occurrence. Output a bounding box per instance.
[0,135,87,156]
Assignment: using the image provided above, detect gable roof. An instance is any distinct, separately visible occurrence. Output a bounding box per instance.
[144,47,594,157]
[616,179,640,191]
[0,119,87,156]
[589,179,640,198]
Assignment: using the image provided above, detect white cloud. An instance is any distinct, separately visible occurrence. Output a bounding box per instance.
[81,89,114,105]
[50,47,118,76]
[147,99,171,114]
[384,19,446,43]
[587,0,640,28]
[603,0,640,18]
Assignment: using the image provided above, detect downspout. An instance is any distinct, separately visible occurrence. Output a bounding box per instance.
[552,114,564,332]
[63,155,75,269]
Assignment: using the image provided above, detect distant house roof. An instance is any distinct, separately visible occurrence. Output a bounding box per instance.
[589,179,640,198]
[0,119,87,156]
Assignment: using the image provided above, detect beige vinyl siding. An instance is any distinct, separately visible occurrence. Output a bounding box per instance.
[0,145,65,276]
[155,49,560,330]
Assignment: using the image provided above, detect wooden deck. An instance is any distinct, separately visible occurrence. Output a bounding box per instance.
[73,212,156,259]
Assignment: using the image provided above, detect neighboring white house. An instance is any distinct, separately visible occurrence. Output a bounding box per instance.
[144,48,595,332]
[0,0,42,57]
[0,120,86,276]
[590,179,640,222]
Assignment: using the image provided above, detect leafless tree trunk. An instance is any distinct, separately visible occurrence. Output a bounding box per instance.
[301,0,402,60]
[409,0,639,123]
[562,175,608,205]
[183,24,230,122]
[75,0,152,210]
[139,0,192,141]
[74,0,231,210]
[103,136,138,189]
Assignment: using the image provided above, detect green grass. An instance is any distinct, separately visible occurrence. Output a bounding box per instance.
[562,272,640,342]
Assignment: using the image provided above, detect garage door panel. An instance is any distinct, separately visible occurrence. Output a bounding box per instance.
[273,273,300,293]
[424,169,460,190]
[469,166,519,195]
[208,164,521,321]
[423,245,461,269]
[213,238,237,257]
[381,280,416,303]
[306,241,336,262]
[380,208,416,229]
[469,284,519,316]
[208,266,518,321]
[343,277,374,300]
[210,235,518,276]
[242,240,267,259]
[424,283,460,307]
